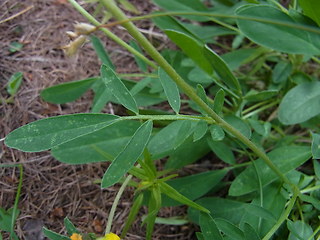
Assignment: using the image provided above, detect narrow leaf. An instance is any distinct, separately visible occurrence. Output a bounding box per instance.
[200,213,223,240]
[41,77,98,104]
[101,120,153,188]
[215,218,245,240]
[90,35,115,69]
[64,217,79,236]
[243,223,261,240]
[207,140,235,164]
[209,125,225,141]
[204,45,241,93]
[213,89,225,115]
[160,182,210,213]
[101,64,138,114]
[42,227,70,240]
[5,114,119,152]
[158,68,181,113]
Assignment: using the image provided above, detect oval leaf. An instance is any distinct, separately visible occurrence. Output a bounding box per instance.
[278,81,320,125]
[5,114,119,152]
[101,120,153,188]
[236,5,320,55]
[158,68,181,113]
[101,64,138,114]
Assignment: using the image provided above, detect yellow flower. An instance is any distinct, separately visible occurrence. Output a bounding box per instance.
[97,232,120,240]
[70,233,82,240]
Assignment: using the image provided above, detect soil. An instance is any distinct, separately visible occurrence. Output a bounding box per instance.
[0,0,199,239]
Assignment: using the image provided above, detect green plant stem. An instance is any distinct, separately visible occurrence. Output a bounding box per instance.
[100,0,291,187]
[105,174,132,234]
[97,11,320,35]
[122,114,215,124]
[10,164,23,240]
[68,0,157,69]
[262,188,299,240]
[301,184,320,194]
[243,100,279,119]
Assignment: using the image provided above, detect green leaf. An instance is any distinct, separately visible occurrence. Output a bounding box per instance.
[154,216,188,225]
[152,0,209,21]
[311,132,320,159]
[200,213,223,240]
[248,119,271,137]
[196,232,204,240]
[162,169,228,206]
[215,218,245,240]
[130,40,148,72]
[225,115,251,139]
[41,77,97,104]
[100,64,138,114]
[91,80,113,113]
[173,120,195,149]
[64,217,79,236]
[165,30,212,74]
[209,125,225,141]
[314,159,320,179]
[0,208,19,232]
[5,114,119,152]
[207,140,235,164]
[236,5,320,55]
[193,121,208,142]
[52,120,140,164]
[299,0,320,26]
[287,220,314,240]
[272,61,292,83]
[244,90,278,102]
[278,82,320,125]
[7,72,23,96]
[165,136,210,169]
[8,41,23,53]
[42,227,70,240]
[148,120,197,159]
[158,68,181,113]
[101,120,153,188]
[213,89,225,115]
[229,146,311,196]
[243,223,261,240]
[159,182,210,213]
[90,35,115,69]
[204,45,241,93]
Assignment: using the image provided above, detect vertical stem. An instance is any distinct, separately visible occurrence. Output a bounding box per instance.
[105,174,132,234]
[100,0,291,186]
[10,164,23,240]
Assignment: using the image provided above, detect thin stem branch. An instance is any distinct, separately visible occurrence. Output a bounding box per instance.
[105,174,132,234]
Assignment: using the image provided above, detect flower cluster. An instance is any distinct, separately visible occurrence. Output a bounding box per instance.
[70,232,120,240]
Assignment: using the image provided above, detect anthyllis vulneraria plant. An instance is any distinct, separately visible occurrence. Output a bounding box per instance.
[4,0,320,239]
